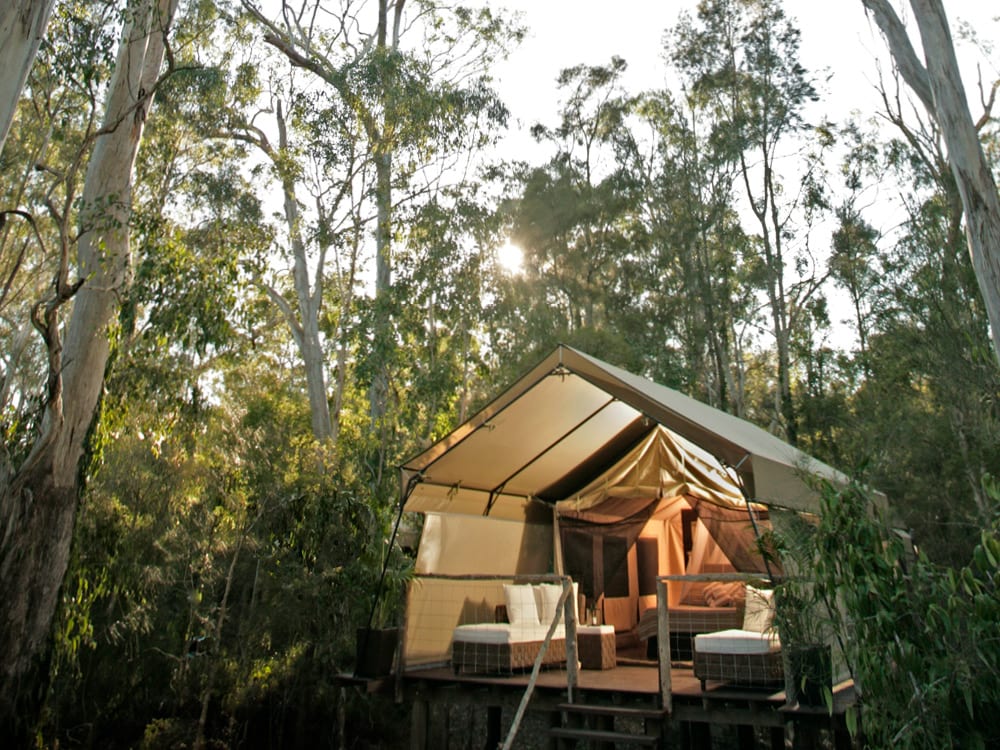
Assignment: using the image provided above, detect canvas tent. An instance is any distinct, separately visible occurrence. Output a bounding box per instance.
[400,346,854,667]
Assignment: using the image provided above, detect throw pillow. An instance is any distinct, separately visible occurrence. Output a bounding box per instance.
[742,585,775,632]
[534,584,563,625]
[503,583,540,625]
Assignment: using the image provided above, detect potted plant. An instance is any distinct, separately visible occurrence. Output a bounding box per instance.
[773,580,833,708]
[764,515,835,710]
[355,623,399,679]
[354,534,414,679]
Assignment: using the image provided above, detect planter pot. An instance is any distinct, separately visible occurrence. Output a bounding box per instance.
[787,643,832,707]
[355,627,399,678]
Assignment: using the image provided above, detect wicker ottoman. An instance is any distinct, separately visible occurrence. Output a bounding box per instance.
[577,625,616,670]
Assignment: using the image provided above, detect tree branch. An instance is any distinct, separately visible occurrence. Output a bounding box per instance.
[862,0,935,112]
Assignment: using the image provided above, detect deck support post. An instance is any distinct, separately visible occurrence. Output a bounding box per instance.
[656,578,672,714]
[485,705,502,749]
[547,708,561,750]
[563,578,578,703]
[770,725,785,750]
[410,696,428,750]
[337,687,347,750]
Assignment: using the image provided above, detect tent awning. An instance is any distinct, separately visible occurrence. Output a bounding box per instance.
[402,345,868,519]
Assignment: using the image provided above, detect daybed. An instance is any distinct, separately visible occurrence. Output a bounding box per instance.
[451,622,567,674]
[693,629,783,689]
[692,585,784,690]
[451,582,572,675]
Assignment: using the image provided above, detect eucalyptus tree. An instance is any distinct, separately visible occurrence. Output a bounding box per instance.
[863,0,1000,367]
[669,0,829,445]
[239,0,521,464]
[623,86,756,413]
[508,58,647,356]
[826,123,889,367]
[0,0,58,154]
[393,191,502,438]
[218,76,364,445]
[826,65,1000,563]
[0,0,178,727]
[1,2,123,426]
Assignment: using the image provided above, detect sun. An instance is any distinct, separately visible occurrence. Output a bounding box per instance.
[496,241,524,274]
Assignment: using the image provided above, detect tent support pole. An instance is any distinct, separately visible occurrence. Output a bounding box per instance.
[728,454,777,584]
[356,472,422,678]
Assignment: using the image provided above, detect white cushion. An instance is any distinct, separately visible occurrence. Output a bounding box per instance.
[534,584,563,625]
[577,625,614,635]
[743,585,776,632]
[694,628,781,655]
[503,583,540,625]
[453,622,565,645]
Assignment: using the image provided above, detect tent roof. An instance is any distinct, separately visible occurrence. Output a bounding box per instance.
[401,345,860,520]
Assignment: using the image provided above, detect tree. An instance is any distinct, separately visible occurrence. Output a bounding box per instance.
[0,0,178,728]
[0,0,57,155]
[670,0,828,444]
[627,86,755,412]
[863,0,1000,367]
[819,4,1000,563]
[803,479,1000,748]
[239,0,519,474]
[511,58,641,338]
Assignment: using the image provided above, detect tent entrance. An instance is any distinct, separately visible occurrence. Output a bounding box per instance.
[556,492,772,640]
[561,511,647,632]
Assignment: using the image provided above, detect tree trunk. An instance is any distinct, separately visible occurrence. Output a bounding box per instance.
[276,104,333,443]
[864,0,1000,366]
[369,147,393,431]
[368,0,403,440]
[0,0,177,727]
[0,0,57,156]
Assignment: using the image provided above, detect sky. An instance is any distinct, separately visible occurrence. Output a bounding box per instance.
[489,1,998,161]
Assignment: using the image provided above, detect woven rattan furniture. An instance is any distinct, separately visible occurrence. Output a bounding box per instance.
[451,632,567,675]
[638,605,744,661]
[693,649,784,690]
[577,625,616,670]
[692,628,784,690]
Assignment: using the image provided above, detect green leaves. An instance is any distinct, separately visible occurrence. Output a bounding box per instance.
[803,479,1000,748]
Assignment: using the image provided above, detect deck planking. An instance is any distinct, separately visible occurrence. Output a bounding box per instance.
[403,663,790,701]
[400,663,854,715]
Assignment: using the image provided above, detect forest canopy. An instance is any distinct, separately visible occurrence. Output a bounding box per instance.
[0,0,998,746]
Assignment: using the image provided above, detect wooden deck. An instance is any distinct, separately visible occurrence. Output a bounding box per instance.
[402,662,797,702]
[340,662,857,748]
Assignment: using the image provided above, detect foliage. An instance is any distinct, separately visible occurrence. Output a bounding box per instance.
[42,350,408,747]
[806,479,1000,749]
[2,0,1000,745]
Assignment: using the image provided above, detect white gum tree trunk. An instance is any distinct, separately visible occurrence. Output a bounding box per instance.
[0,0,57,155]
[0,0,178,723]
[864,0,1000,365]
[276,103,333,443]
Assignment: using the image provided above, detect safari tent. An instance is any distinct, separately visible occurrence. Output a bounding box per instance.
[399,345,852,669]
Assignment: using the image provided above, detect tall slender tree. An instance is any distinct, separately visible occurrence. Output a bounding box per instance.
[0,0,178,727]
[670,0,827,443]
[862,0,1000,367]
[239,0,519,477]
[0,0,58,155]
